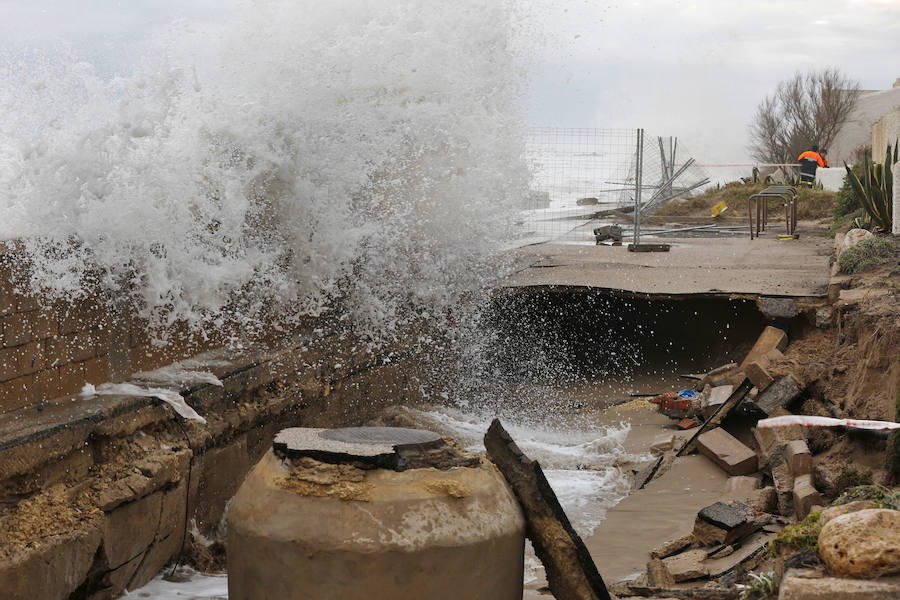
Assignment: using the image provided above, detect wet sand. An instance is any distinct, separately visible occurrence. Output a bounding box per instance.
[586,401,730,582]
[523,399,734,597]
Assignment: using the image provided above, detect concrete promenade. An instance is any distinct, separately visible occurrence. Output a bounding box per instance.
[502,234,832,298]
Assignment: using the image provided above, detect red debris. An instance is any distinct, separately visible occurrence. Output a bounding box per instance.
[677,418,698,430]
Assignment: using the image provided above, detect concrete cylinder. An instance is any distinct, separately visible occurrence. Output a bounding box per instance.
[226,448,525,599]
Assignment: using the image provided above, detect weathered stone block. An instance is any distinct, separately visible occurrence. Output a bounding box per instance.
[792,474,824,520]
[646,557,675,586]
[772,459,795,517]
[740,326,788,369]
[819,500,877,525]
[744,486,778,514]
[696,427,758,476]
[702,385,733,419]
[103,492,162,569]
[650,533,695,559]
[754,374,804,415]
[753,407,805,461]
[779,568,900,599]
[819,509,900,578]
[758,297,799,319]
[785,439,812,477]
[661,548,709,582]
[0,526,102,600]
[128,479,189,590]
[743,348,783,392]
[693,501,755,546]
[194,435,249,536]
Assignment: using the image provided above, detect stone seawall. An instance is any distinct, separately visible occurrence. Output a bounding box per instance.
[0,323,434,599]
[0,243,218,415]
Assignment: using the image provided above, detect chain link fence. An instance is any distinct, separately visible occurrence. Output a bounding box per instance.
[517,128,709,244]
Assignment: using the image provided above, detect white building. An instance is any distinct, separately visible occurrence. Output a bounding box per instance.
[829,79,900,166]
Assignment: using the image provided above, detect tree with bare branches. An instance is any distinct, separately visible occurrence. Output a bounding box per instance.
[749,68,860,165]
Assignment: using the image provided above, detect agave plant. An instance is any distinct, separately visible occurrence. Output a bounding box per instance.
[844,140,897,231]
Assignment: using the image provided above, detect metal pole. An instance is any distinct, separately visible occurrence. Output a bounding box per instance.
[633,128,644,247]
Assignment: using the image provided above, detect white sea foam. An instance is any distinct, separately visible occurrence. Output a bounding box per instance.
[0,0,529,339]
[124,568,227,599]
[404,405,637,536]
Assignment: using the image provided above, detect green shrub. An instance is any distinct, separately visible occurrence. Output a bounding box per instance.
[832,484,900,510]
[843,140,897,231]
[837,236,900,273]
[740,572,779,600]
[769,511,822,556]
[832,468,873,496]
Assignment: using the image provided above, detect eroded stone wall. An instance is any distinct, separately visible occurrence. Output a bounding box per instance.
[0,320,434,599]
[0,244,213,414]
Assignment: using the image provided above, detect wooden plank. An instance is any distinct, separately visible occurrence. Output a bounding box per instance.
[484,419,611,600]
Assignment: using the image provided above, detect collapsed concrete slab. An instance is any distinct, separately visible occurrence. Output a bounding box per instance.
[696,427,758,476]
[661,548,709,582]
[692,501,756,546]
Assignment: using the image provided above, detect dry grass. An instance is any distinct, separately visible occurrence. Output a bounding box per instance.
[655,181,837,220]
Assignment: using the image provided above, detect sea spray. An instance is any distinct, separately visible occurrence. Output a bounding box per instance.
[0,0,530,340]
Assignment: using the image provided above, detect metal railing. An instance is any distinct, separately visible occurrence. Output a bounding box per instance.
[747,186,798,239]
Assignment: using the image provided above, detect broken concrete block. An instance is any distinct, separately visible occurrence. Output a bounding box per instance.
[693,501,755,546]
[650,533,695,559]
[646,557,675,586]
[696,427,758,476]
[743,349,783,392]
[793,474,824,520]
[785,439,812,477]
[753,374,804,415]
[740,326,788,369]
[661,548,709,582]
[758,297,799,319]
[702,385,733,419]
[772,459,795,517]
[753,407,805,461]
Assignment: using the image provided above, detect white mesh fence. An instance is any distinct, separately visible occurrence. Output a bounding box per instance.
[518,128,709,244]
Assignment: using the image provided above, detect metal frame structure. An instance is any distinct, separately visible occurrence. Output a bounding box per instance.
[747,185,798,239]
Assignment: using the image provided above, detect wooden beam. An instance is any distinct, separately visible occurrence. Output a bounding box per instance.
[484,418,611,600]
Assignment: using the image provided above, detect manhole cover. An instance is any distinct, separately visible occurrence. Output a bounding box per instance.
[272,426,448,470]
[320,426,442,447]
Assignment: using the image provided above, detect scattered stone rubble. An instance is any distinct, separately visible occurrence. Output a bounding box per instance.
[620,324,900,599]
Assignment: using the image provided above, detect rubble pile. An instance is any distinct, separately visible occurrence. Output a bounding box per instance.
[616,325,900,599]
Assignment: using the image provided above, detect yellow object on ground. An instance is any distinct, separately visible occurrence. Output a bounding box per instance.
[711,201,728,217]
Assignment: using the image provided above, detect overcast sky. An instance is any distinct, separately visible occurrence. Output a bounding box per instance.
[2,0,899,178]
